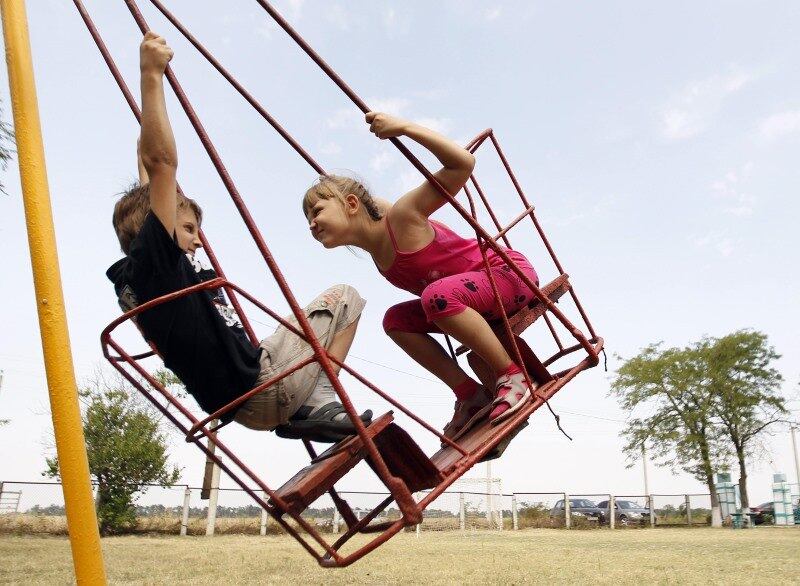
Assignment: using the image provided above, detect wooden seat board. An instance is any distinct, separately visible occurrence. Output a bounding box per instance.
[272,413,393,515]
[430,379,555,474]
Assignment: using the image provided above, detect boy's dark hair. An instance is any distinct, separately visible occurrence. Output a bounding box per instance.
[112,182,203,255]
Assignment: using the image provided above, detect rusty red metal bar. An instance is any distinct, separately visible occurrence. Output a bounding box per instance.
[120,0,418,518]
[147,0,327,176]
[70,0,605,568]
[252,0,599,364]
[71,0,259,346]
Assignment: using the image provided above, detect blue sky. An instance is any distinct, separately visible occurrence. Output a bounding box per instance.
[2,1,799,506]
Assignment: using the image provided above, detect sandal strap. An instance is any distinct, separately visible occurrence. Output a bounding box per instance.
[309,401,348,421]
[492,388,525,407]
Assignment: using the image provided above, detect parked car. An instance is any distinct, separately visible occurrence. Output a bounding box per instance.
[549,499,605,523]
[749,498,800,525]
[595,499,650,526]
[748,502,774,525]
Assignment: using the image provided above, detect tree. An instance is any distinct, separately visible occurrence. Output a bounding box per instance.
[611,343,730,527]
[44,373,181,535]
[0,98,15,195]
[703,330,786,511]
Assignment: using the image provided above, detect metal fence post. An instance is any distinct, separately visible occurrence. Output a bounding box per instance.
[512,494,519,530]
[260,491,269,536]
[648,494,656,527]
[180,487,191,536]
[685,494,692,526]
[332,506,340,535]
[459,492,465,531]
[609,495,616,529]
[564,493,571,529]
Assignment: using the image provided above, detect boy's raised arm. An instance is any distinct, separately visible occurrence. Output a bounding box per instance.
[139,32,177,236]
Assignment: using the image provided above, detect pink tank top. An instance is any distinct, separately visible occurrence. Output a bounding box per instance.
[379,218,529,296]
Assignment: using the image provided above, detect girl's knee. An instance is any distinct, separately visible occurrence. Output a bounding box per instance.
[383,301,429,334]
[421,281,464,320]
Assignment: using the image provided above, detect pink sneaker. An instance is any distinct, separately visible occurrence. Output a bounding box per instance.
[489,371,534,424]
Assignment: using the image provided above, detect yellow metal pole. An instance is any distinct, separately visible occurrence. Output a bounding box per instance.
[1,1,106,583]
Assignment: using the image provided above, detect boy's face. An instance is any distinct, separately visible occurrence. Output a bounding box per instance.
[175,207,202,256]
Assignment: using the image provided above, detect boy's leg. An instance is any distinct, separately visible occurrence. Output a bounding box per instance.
[234,284,369,436]
[299,317,359,415]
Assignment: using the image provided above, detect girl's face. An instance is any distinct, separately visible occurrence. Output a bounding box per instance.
[306,195,353,248]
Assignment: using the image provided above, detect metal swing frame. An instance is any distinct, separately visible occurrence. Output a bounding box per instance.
[76,0,604,566]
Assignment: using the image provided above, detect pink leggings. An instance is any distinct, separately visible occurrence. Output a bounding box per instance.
[383,259,539,334]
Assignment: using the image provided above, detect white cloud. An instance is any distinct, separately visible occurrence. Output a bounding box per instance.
[710,162,756,217]
[319,142,342,155]
[326,98,409,129]
[484,7,502,21]
[325,4,350,31]
[287,0,305,20]
[370,151,394,173]
[758,109,800,141]
[691,231,736,257]
[383,7,411,35]
[384,7,397,28]
[661,108,699,141]
[254,20,278,40]
[660,69,754,141]
[549,194,618,227]
[397,168,422,193]
[326,108,359,129]
[414,117,452,135]
[326,97,452,146]
[368,97,411,116]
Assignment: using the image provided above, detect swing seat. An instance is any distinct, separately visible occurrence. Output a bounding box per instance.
[271,412,443,516]
[438,274,573,467]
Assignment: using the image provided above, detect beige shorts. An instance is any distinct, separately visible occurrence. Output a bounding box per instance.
[233,284,366,431]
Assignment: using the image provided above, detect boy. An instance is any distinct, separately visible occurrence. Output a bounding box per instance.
[106,32,370,442]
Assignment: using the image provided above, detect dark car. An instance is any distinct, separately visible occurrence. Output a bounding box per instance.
[549,498,605,523]
[748,502,773,525]
[595,499,650,526]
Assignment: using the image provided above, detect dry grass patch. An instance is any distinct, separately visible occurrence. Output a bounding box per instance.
[1,528,798,585]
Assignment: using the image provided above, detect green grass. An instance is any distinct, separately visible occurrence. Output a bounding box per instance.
[1,528,798,585]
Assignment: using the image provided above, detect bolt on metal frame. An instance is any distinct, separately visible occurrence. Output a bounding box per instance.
[75,0,603,566]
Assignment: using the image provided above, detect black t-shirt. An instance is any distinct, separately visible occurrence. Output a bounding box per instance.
[106,212,261,423]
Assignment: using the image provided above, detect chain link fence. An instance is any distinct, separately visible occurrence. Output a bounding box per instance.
[7,479,794,536]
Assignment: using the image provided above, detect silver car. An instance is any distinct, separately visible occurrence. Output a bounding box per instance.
[595,499,650,526]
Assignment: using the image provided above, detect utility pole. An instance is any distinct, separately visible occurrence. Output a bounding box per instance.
[486,461,492,523]
[791,425,800,490]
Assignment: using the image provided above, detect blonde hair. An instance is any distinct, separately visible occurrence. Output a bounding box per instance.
[302,175,383,222]
[112,182,203,255]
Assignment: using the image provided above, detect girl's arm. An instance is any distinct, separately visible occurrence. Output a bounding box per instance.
[366,112,475,220]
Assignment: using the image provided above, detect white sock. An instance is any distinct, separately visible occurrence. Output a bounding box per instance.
[304,375,347,421]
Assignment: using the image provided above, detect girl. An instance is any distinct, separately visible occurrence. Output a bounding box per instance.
[302,112,539,441]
